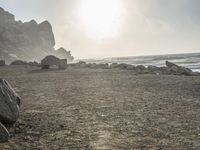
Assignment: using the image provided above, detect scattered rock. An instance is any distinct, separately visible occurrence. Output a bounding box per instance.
[68,60,198,76]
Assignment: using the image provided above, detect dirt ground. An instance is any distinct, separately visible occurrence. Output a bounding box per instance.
[0,66,200,150]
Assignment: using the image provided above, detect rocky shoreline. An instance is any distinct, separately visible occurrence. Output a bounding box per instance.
[69,60,200,76]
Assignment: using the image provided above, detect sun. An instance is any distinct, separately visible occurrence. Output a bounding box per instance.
[78,0,124,39]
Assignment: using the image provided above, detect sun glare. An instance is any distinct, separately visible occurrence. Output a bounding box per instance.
[78,0,124,39]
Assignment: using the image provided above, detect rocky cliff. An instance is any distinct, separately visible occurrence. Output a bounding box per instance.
[0,7,74,64]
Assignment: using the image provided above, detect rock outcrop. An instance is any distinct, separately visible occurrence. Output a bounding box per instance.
[41,55,67,69]
[165,61,193,75]
[0,7,74,64]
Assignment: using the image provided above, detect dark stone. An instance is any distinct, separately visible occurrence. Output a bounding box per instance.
[126,65,136,70]
[0,79,21,124]
[10,60,27,66]
[165,61,193,75]
[42,65,50,69]
[112,63,127,69]
[136,65,146,70]
[160,67,171,74]
[147,65,159,72]
[0,122,9,143]
[110,63,119,69]
[96,63,109,69]
[0,60,5,66]
[41,55,67,69]
[87,63,97,68]
[166,61,179,68]
[178,67,192,75]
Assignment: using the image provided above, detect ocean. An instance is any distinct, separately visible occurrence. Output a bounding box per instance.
[78,53,200,72]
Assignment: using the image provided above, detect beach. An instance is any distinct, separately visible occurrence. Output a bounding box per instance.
[0,66,200,149]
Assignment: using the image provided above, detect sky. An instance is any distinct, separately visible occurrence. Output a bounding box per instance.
[0,0,200,59]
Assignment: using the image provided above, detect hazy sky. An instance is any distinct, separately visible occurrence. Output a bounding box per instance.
[0,0,200,59]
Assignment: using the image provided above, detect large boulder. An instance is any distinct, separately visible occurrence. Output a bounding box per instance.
[165,61,193,75]
[166,61,179,68]
[0,122,9,143]
[41,55,68,69]
[0,79,21,124]
[136,65,146,71]
[41,55,60,69]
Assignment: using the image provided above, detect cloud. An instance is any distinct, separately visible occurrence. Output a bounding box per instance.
[0,0,199,58]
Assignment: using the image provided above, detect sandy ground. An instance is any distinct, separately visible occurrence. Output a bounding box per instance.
[0,66,200,150]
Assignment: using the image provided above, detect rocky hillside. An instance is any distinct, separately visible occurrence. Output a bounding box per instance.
[0,7,74,64]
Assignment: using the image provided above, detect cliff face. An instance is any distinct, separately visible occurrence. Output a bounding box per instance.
[0,7,74,64]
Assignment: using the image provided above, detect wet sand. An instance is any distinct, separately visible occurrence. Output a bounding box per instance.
[0,66,200,149]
